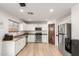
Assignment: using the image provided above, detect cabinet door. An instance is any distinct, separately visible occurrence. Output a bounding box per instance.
[28,35,35,42]
[15,37,26,55]
[15,38,21,54]
[42,35,48,43]
[20,37,26,49]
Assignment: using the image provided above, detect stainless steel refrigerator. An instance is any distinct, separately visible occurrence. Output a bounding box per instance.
[58,23,71,56]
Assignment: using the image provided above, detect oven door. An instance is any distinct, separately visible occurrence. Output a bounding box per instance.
[35,33,42,43]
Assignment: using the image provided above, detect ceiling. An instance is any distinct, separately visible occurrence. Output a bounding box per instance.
[0,3,76,22]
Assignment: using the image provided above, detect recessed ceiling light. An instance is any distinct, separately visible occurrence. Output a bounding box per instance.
[20,9,23,12]
[49,9,54,12]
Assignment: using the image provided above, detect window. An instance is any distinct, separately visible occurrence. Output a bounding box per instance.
[9,19,19,32]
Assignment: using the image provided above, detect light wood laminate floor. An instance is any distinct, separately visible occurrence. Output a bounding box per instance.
[17,43,62,56]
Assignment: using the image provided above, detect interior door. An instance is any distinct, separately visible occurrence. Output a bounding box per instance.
[48,24,55,45]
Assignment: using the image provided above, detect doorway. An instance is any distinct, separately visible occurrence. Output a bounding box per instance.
[48,24,55,45]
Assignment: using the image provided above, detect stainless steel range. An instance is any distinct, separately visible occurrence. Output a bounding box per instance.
[35,27,42,43]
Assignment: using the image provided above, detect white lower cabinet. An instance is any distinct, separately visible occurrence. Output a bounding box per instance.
[42,35,48,43]
[2,36,26,56]
[15,37,26,55]
[28,35,35,42]
[28,35,48,43]
[2,41,15,56]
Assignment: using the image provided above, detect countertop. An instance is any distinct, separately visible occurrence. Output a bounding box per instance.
[3,31,48,41]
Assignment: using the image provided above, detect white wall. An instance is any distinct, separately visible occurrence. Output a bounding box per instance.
[71,4,79,40]
[57,16,71,25]
[0,10,9,55]
[0,10,21,55]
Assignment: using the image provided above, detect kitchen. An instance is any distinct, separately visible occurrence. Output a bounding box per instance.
[1,17,48,56]
[0,3,79,56]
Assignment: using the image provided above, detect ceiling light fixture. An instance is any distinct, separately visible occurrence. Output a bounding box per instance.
[49,9,54,12]
[20,9,23,12]
[19,3,26,7]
